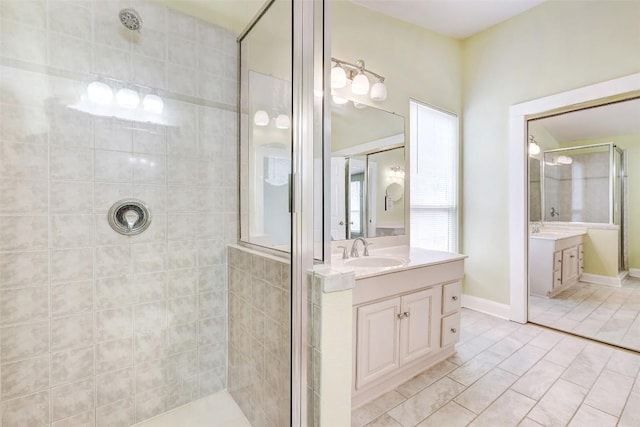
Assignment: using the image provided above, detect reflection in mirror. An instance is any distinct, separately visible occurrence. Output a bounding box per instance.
[239,0,292,251]
[527,97,640,351]
[529,157,541,222]
[331,101,405,240]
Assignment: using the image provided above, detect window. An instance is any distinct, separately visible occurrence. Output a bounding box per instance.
[410,100,459,252]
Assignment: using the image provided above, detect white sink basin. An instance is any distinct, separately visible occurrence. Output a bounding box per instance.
[344,256,407,268]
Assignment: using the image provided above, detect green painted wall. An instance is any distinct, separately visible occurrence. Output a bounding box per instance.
[462,1,640,304]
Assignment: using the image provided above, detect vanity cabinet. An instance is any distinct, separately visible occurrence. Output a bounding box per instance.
[356,288,435,389]
[530,234,584,298]
[352,258,464,407]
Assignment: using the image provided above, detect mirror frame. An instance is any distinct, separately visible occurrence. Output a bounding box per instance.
[509,72,640,323]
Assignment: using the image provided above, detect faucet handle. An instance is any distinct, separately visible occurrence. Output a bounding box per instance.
[337,245,348,259]
[363,242,372,256]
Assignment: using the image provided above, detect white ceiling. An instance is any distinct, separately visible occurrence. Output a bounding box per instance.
[350,0,547,39]
[534,98,640,143]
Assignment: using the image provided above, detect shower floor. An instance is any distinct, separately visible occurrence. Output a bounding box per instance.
[133,391,250,427]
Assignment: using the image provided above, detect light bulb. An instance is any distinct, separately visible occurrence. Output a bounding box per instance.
[116,88,140,109]
[332,95,348,105]
[87,81,113,105]
[142,94,164,114]
[351,72,370,95]
[253,110,269,126]
[370,81,387,101]
[528,141,540,155]
[275,114,290,129]
[331,65,347,89]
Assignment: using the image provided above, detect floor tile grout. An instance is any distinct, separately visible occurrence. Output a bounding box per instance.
[355,308,640,427]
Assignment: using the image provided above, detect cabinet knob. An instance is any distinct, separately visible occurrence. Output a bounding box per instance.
[451,295,458,301]
[556,278,561,282]
[450,328,457,334]
[570,255,575,258]
[403,311,410,318]
[397,313,405,319]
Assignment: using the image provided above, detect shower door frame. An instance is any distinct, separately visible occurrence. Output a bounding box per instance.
[540,142,619,225]
[237,0,324,425]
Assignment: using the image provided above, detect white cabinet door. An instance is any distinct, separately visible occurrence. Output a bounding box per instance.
[562,246,579,284]
[399,288,434,365]
[356,297,401,389]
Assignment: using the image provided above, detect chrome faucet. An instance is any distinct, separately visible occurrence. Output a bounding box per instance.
[350,237,371,258]
[550,207,559,217]
[337,245,349,259]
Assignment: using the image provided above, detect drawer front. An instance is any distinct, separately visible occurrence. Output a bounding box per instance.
[441,312,461,347]
[553,251,562,271]
[442,282,462,315]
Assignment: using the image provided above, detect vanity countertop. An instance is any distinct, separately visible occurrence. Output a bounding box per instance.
[331,245,467,279]
[530,227,587,241]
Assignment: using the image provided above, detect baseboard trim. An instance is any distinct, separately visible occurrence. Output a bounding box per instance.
[629,269,640,278]
[461,294,510,320]
[581,272,627,287]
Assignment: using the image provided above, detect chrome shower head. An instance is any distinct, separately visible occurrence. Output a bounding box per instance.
[119,8,142,31]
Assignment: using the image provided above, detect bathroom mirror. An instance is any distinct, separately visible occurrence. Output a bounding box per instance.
[529,158,542,222]
[330,102,405,240]
[527,96,640,351]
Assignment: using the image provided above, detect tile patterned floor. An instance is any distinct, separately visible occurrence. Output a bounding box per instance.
[351,308,640,427]
[529,278,640,351]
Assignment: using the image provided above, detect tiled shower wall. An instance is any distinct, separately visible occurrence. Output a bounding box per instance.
[227,245,291,427]
[544,152,610,223]
[0,1,237,425]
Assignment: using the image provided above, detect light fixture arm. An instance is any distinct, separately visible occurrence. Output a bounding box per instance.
[331,57,385,83]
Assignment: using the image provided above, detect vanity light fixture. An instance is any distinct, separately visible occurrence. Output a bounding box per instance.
[331,58,387,102]
[528,135,541,156]
[331,63,347,89]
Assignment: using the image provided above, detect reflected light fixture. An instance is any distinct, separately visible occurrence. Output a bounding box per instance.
[253,110,269,126]
[116,88,140,109]
[556,155,573,165]
[275,114,290,129]
[331,58,387,102]
[528,135,541,156]
[87,81,113,105]
[142,94,164,114]
[332,95,349,105]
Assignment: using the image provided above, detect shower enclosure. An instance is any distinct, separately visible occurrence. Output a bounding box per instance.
[0,0,322,425]
[542,143,626,271]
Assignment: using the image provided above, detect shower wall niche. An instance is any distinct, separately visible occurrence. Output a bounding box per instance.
[0,1,237,425]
